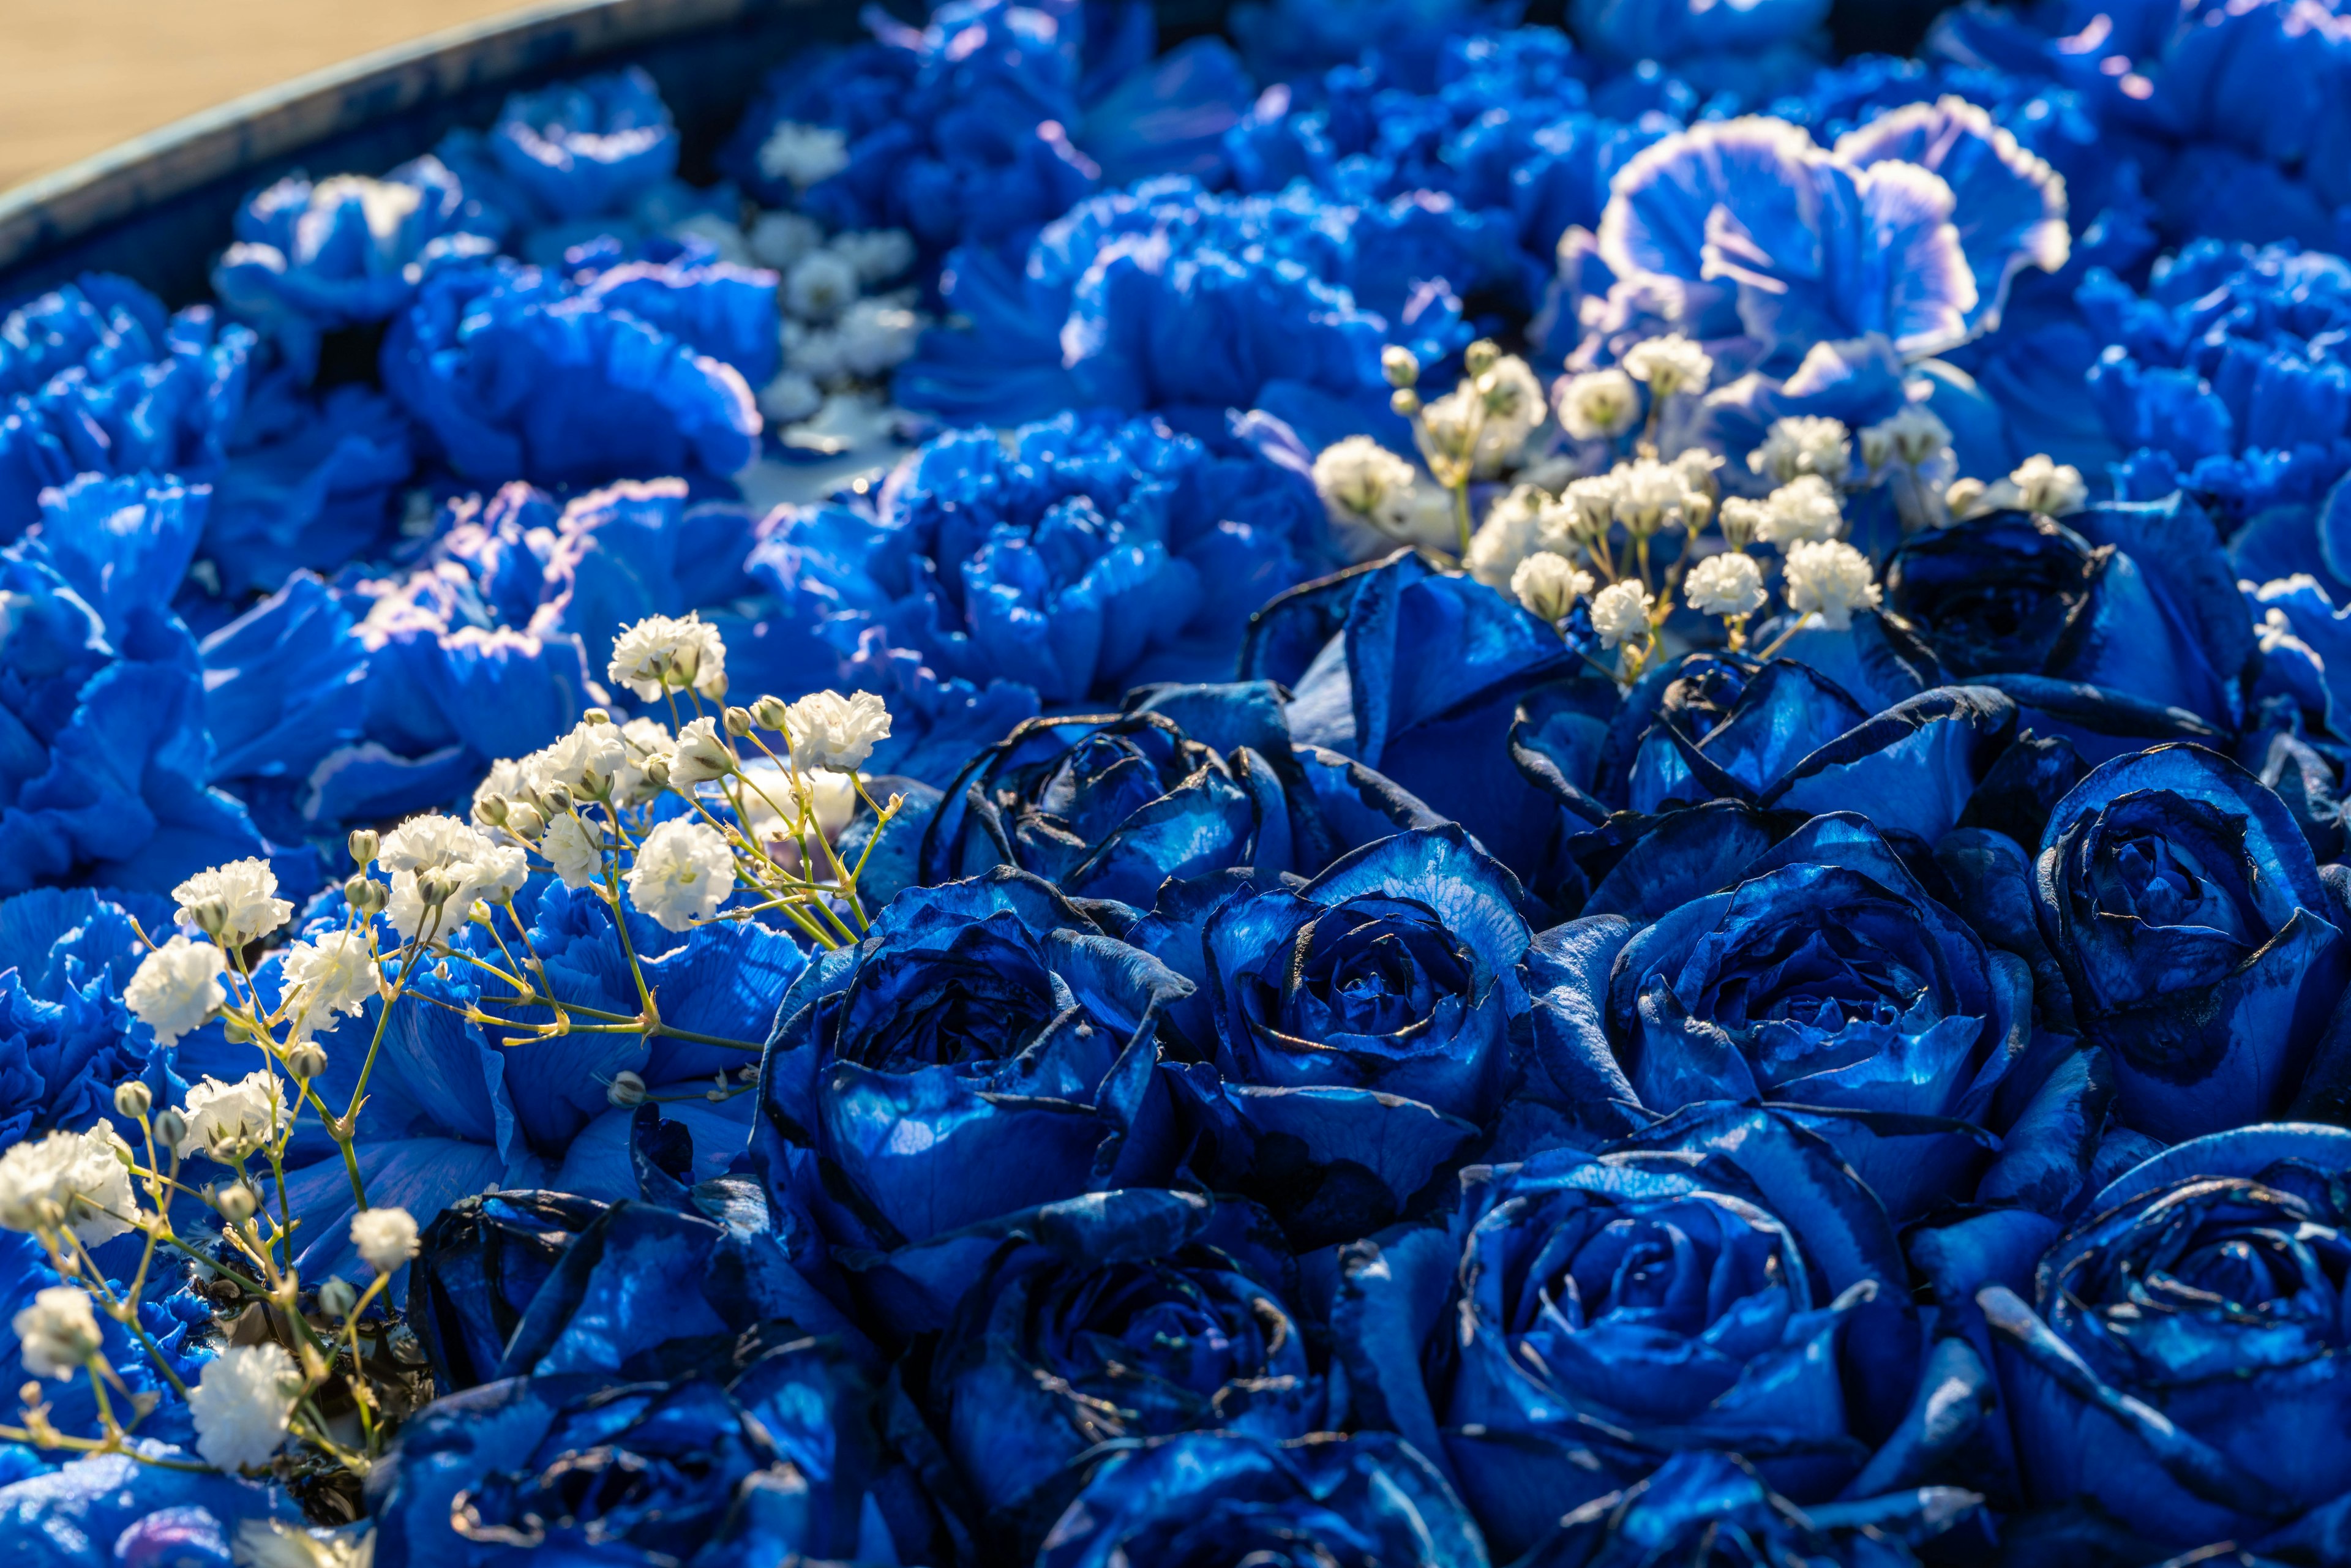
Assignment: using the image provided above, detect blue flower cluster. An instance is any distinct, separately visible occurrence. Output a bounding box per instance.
[20,0,2351,1563]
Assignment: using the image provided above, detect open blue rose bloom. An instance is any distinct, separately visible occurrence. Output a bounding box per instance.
[24,0,2351,1562]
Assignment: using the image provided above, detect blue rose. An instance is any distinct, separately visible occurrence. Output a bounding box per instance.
[0,276,253,536]
[921,1188,1334,1545]
[408,1191,610,1394]
[1884,497,2253,730]
[1035,1430,1489,1568]
[1551,811,2047,1216]
[1335,1105,1954,1561]
[1143,827,1535,1247]
[1980,1123,2351,1559]
[2034,744,2351,1142]
[369,1322,932,1567]
[920,682,1445,904]
[1509,1450,1982,1568]
[1242,551,1583,877]
[753,869,1189,1330]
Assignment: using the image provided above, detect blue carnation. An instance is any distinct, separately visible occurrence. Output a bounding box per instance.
[0,277,253,539]
[0,474,264,895]
[201,478,829,835]
[896,178,1503,443]
[380,253,760,484]
[211,156,492,380]
[773,411,1331,709]
[204,374,414,597]
[183,879,798,1284]
[0,1449,296,1567]
[724,0,1250,260]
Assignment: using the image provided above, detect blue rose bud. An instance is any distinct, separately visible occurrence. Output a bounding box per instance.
[754,868,1191,1331]
[1981,1124,2351,1559]
[923,1188,1333,1550]
[2034,744,2351,1142]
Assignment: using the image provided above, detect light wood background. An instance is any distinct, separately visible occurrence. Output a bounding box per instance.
[0,1,546,192]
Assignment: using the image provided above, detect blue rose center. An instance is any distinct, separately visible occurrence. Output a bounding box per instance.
[1045,1262,1286,1413]
[1693,904,1937,1088]
[1286,901,1472,1043]
[837,917,1112,1075]
[2057,1181,2351,1383]
[2089,805,2261,946]
[1518,1195,1786,1345]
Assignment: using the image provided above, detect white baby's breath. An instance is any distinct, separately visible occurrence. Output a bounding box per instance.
[1781,539,1882,629]
[1589,579,1655,648]
[626,819,737,932]
[1684,552,1768,618]
[172,859,293,946]
[126,936,227,1048]
[189,1343,300,1472]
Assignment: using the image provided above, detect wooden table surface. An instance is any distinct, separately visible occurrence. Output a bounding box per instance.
[0,1,546,192]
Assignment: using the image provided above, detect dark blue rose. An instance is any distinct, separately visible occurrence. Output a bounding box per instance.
[1335,1105,1960,1561]
[921,682,1445,904]
[921,1187,1333,1545]
[1884,498,2253,730]
[1548,812,2050,1216]
[369,1323,931,1568]
[1980,1124,2351,1560]
[1145,827,1534,1247]
[408,1191,611,1394]
[1510,1450,1982,1568]
[1035,1430,1488,1568]
[1242,551,1582,877]
[2034,744,2351,1143]
[754,869,1189,1330]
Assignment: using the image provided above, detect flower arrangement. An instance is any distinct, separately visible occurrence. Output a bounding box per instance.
[6,2,2351,1564]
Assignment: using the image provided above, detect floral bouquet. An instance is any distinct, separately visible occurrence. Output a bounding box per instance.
[6,1,2351,1564]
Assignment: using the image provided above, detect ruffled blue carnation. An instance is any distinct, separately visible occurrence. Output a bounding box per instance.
[1935,0,2351,249]
[426,67,701,266]
[1229,0,1526,92]
[1572,0,1829,102]
[0,277,253,539]
[896,177,1507,444]
[0,1448,296,1566]
[771,411,1330,708]
[724,0,1251,261]
[380,253,760,484]
[203,372,414,598]
[1225,29,1671,283]
[2081,240,2351,584]
[201,478,827,836]
[0,474,264,894]
[0,887,163,1146]
[211,156,493,380]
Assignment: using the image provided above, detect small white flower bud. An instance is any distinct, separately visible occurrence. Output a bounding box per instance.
[473,794,509,827]
[152,1109,188,1150]
[2011,453,2087,517]
[505,804,546,841]
[582,707,610,726]
[285,1043,328,1082]
[345,877,387,916]
[350,1207,419,1274]
[1510,553,1595,626]
[538,784,572,817]
[13,1287,101,1379]
[1463,339,1500,379]
[215,1184,258,1225]
[607,1070,648,1108]
[113,1081,151,1120]
[347,829,379,868]
[415,869,457,911]
[724,705,755,738]
[1382,345,1420,388]
[1390,388,1422,418]
[317,1278,358,1318]
[1554,369,1640,441]
[750,694,792,730]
